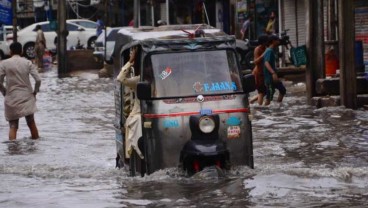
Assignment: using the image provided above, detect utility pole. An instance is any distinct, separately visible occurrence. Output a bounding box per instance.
[57,0,67,77]
[338,0,357,109]
[104,0,108,59]
[12,0,17,43]
[120,0,124,26]
[166,0,169,25]
[134,0,139,27]
[305,0,324,104]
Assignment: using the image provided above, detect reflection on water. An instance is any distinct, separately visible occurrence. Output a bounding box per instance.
[4,140,38,155]
[0,69,368,207]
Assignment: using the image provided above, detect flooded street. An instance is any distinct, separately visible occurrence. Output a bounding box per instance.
[1,68,368,207]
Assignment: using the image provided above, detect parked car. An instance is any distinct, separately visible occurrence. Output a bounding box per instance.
[7,19,98,59]
[93,27,123,64]
[67,19,98,29]
[0,25,19,60]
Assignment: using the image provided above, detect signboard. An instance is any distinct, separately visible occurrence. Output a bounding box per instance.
[0,0,12,25]
[355,7,368,62]
[291,45,307,67]
[236,0,247,23]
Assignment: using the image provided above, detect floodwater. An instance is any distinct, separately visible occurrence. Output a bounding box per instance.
[1,68,368,208]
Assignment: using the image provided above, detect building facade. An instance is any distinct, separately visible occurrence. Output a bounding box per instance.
[10,0,367,66]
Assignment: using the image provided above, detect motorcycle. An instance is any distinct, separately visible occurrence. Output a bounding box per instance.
[278,29,294,66]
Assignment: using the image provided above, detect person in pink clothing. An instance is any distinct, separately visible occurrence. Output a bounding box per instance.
[128,19,134,26]
[0,42,41,140]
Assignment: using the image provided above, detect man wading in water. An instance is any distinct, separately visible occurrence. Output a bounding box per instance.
[263,35,286,105]
[0,42,41,140]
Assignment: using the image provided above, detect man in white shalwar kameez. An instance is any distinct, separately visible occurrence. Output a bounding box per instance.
[0,42,41,140]
[35,25,46,71]
[116,47,144,159]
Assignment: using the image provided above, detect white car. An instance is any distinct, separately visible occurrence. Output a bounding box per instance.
[67,19,98,29]
[0,25,19,60]
[7,19,98,59]
[93,27,123,64]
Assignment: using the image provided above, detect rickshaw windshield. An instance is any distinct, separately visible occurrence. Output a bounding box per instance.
[145,50,242,98]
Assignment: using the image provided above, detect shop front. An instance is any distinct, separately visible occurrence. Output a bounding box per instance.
[235,0,278,40]
[131,0,231,34]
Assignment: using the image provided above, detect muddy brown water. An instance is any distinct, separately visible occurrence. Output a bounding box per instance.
[1,69,367,207]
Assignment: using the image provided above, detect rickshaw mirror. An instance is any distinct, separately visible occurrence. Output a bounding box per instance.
[137,82,152,100]
[242,74,256,94]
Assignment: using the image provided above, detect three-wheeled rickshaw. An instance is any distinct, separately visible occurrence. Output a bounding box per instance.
[113,24,255,176]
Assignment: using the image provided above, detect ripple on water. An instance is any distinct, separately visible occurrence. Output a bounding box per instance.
[1,69,368,207]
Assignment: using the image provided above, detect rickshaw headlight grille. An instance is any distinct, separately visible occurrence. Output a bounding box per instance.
[199,116,215,133]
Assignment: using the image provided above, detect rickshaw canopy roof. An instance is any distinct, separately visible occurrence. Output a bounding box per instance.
[115,24,236,53]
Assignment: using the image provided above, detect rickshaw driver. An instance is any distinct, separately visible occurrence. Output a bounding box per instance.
[117,47,144,160]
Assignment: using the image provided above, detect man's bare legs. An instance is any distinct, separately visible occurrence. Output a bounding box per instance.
[8,116,39,140]
[26,115,39,139]
[264,99,271,106]
[257,93,264,105]
[277,93,284,103]
[27,120,39,139]
[9,127,17,140]
[250,93,265,105]
[249,95,258,104]
[8,120,19,140]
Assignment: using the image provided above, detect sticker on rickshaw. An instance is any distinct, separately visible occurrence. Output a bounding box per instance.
[200,109,213,115]
[192,81,237,93]
[226,117,241,126]
[163,119,179,128]
[203,81,237,92]
[159,67,172,80]
[193,82,203,93]
[227,126,241,139]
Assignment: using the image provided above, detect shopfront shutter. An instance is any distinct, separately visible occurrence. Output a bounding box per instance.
[296,1,306,46]
[282,0,296,45]
[281,0,306,47]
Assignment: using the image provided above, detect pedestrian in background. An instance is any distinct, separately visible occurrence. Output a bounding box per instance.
[240,15,252,40]
[249,34,269,105]
[96,14,104,36]
[35,24,46,72]
[263,35,286,106]
[265,11,276,35]
[128,19,134,27]
[0,42,41,140]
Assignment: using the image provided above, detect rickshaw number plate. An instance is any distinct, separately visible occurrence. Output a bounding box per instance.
[227,126,241,139]
[200,109,212,115]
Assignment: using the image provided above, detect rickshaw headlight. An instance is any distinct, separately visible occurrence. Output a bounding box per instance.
[199,116,215,133]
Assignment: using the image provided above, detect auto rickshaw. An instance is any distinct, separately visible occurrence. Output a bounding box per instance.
[113,24,255,176]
